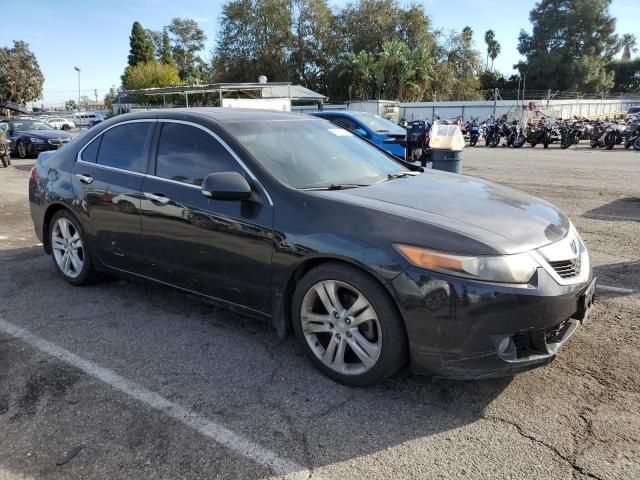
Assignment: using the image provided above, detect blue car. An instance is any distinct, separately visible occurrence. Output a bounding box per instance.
[309,111,406,159]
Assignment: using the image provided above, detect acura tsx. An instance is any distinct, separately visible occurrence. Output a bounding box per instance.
[29,109,596,386]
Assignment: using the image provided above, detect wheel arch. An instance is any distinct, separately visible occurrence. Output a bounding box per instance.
[273,254,407,341]
[42,202,76,254]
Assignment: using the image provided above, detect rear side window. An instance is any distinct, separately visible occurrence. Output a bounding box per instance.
[332,117,361,132]
[80,136,101,163]
[96,122,152,173]
[155,123,239,186]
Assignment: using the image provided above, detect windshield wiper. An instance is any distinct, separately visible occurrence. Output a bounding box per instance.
[377,171,421,183]
[300,183,370,191]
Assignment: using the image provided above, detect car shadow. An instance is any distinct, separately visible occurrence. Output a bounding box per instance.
[583,197,640,222]
[0,245,512,478]
[594,260,640,296]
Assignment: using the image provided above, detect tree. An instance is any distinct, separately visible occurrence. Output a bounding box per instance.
[620,34,637,62]
[213,0,293,83]
[607,59,640,92]
[146,29,163,57]
[290,0,340,92]
[484,30,495,68]
[103,87,117,112]
[128,21,155,66]
[159,29,174,66]
[121,61,182,90]
[338,0,433,55]
[64,99,78,111]
[428,27,482,101]
[340,40,432,101]
[516,0,619,92]
[0,40,45,104]
[167,18,207,82]
[484,30,501,70]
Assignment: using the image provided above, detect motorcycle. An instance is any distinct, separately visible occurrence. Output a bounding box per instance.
[0,129,11,168]
[526,120,551,148]
[484,116,500,147]
[623,120,640,150]
[559,121,580,149]
[465,117,480,146]
[504,120,526,148]
[590,121,617,149]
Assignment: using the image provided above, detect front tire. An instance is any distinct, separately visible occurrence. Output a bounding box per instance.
[292,263,407,386]
[16,140,28,159]
[1,155,7,168]
[49,210,98,285]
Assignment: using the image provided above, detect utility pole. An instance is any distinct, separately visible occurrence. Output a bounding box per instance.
[546,88,551,109]
[74,66,81,112]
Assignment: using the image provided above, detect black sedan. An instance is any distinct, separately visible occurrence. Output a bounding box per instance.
[1,118,72,158]
[28,109,595,386]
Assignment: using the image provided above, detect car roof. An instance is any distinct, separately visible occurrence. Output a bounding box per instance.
[110,108,317,125]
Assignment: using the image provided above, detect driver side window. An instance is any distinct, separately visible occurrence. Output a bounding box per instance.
[155,123,240,186]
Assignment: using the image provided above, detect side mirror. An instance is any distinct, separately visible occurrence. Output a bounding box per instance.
[201,171,252,201]
[353,128,368,138]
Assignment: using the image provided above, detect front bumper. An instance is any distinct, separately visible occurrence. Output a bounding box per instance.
[390,265,594,379]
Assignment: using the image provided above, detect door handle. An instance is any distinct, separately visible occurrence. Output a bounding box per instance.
[143,192,170,204]
[75,174,93,184]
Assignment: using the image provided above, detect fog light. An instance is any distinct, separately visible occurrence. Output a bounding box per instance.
[495,335,517,360]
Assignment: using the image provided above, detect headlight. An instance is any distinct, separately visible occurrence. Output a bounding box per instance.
[394,244,539,284]
[29,137,45,143]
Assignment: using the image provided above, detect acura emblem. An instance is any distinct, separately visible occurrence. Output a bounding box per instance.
[570,239,578,255]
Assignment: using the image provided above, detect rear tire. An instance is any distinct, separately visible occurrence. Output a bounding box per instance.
[49,209,99,286]
[62,124,71,131]
[292,263,407,386]
[605,132,615,150]
[1,156,7,168]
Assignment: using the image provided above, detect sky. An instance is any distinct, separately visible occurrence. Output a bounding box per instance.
[1,0,637,108]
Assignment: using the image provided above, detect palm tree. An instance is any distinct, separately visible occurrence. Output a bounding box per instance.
[621,34,638,62]
[489,40,501,70]
[484,30,496,69]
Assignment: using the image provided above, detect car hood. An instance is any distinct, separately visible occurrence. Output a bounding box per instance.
[322,170,570,255]
[18,130,72,140]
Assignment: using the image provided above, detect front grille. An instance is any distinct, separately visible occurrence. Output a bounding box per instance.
[548,257,581,278]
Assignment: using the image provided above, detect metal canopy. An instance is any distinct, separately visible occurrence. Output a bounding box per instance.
[122,82,327,101]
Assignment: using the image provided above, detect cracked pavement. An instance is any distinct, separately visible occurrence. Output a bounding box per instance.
[1,145,639,479]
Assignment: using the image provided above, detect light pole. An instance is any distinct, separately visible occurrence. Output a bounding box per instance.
[74,66,81,112]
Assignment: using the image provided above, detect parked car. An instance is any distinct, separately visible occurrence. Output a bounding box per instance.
[627,106,640,116]
[310,111,406,159]
[29,109,595,386]
[0,119,72,158]
[46,116,76,131]
[70,112,104,128]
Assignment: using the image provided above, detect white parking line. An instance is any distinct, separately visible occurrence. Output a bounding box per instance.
[0,318,312,480]
[597,284,635,294]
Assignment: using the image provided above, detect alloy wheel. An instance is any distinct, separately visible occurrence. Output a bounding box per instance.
[17,141,27,158]
[300,280,382,376]
[51,217,84,278]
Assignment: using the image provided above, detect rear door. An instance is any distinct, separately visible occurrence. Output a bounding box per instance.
[71,120,154,271]
[140,120,274,314]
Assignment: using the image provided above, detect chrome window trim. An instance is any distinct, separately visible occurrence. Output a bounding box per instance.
[157,119,273,206]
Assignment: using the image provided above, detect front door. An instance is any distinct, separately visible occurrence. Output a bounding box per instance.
[140,121,274,314]
[71,120,154,271]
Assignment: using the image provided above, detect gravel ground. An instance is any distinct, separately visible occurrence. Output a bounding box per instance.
[0,144,638,480]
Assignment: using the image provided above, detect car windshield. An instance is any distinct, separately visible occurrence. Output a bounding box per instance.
[352,113,402,133]
[227,119,406,189]
[11,120,55,131]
